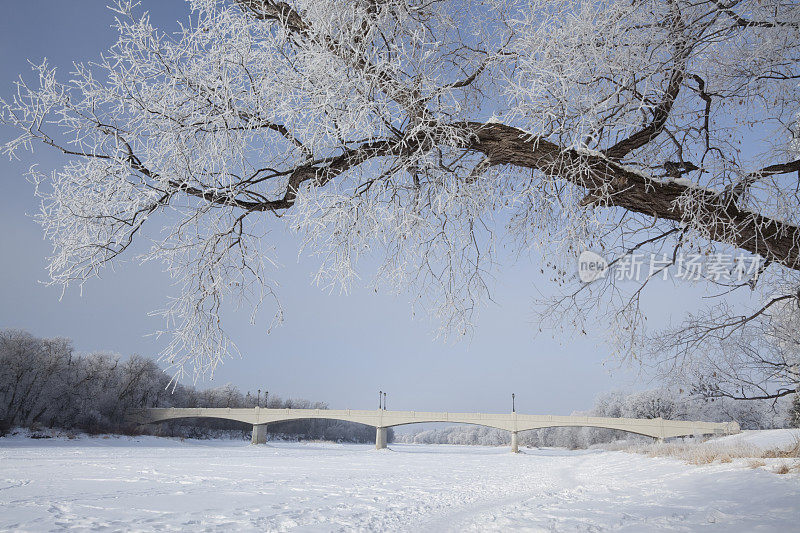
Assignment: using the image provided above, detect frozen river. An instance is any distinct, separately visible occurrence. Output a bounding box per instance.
[1,436,798,531]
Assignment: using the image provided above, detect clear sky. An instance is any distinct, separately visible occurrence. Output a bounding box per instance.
[0,1,697,416]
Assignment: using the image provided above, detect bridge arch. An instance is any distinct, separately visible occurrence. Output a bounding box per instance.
[135,409,387,444]
[387,420,666,440]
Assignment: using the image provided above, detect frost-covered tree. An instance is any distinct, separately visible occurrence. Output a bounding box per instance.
[790,393,800,427]
[651,296,799,402]
[0,329,176,433]
[2,0,799,384]
[0,329,381,441]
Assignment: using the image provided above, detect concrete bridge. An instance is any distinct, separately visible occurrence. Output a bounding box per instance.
[129,407,740,452]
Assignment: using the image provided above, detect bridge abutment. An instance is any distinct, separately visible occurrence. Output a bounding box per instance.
[375,427,387,450]
[511,431,519,453]
[252,424,267,445]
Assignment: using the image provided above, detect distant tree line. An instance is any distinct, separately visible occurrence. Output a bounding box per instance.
[0,329,388,443]
[399,388,798,448]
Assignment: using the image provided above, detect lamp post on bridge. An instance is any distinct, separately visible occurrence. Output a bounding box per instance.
[510,393,519,453]
[376,390,388,449]
[264,390,268,408]
[252,388,267,444]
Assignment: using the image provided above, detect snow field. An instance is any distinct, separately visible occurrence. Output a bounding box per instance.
[1,435,799,531]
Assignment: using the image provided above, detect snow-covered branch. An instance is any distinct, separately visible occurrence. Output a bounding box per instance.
[2,0,799,384]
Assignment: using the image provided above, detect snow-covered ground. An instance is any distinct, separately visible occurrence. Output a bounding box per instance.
[708,428,800,451]
[1,434,798,531]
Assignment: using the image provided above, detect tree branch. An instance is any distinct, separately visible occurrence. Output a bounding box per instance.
[604,29,691,159]
[458,121,800,271]
[727,159,800,200]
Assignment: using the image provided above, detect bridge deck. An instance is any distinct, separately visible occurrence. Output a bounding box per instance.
[129,407,739,440]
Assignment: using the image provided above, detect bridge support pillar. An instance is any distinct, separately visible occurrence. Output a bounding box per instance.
[251,424,267,445]
[375,427,387,450]
[511,431,519,453]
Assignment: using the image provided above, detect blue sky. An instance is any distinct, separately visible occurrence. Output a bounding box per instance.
[0,1,700,415]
